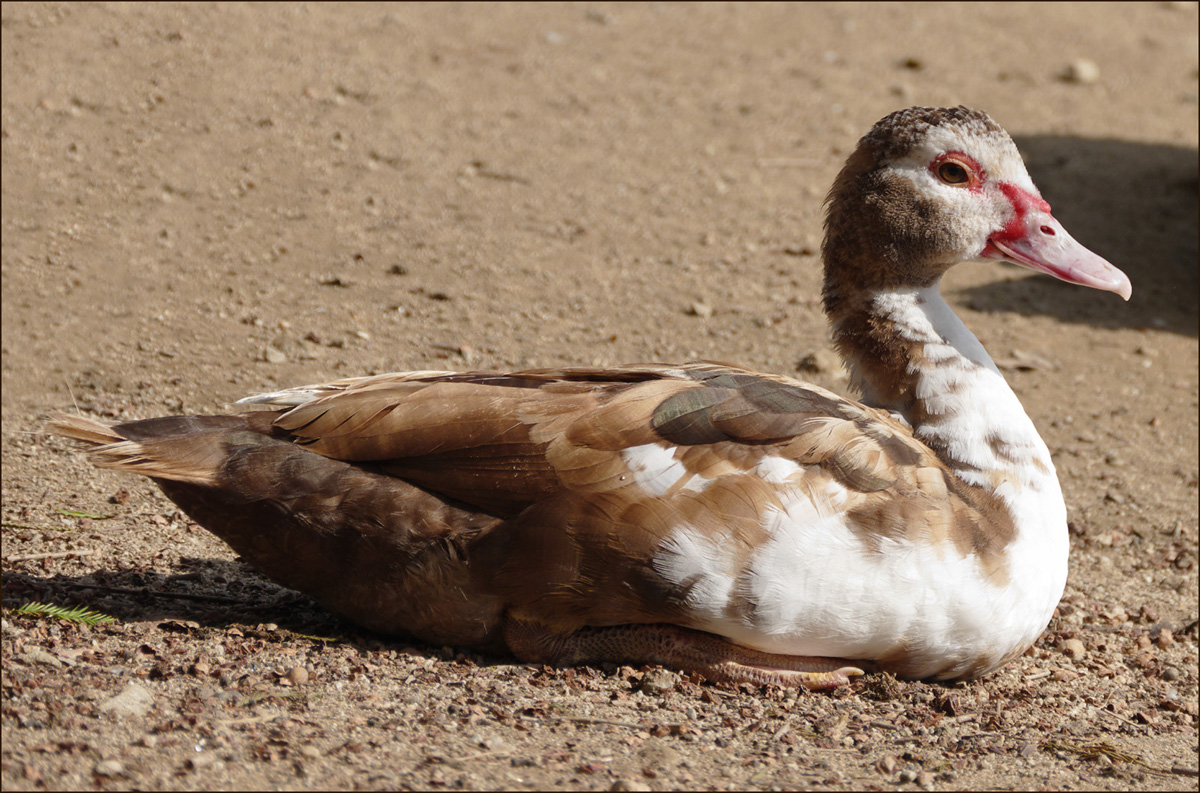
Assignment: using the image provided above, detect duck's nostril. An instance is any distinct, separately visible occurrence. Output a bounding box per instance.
[1040,225,1055,236]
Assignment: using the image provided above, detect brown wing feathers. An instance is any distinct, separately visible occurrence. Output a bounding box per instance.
[54,365,959,528]
[258,366,933,513]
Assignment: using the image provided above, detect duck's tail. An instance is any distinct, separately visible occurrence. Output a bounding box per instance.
[47,411,507,646]
[47,413,263,486]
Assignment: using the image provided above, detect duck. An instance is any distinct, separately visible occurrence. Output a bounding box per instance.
[50,106,1131,690]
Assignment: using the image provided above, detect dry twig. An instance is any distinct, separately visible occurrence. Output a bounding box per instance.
[6,549,97,563]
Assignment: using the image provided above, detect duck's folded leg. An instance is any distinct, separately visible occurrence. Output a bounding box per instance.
[504,617,866,690]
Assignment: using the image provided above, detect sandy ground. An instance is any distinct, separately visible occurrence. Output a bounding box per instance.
[2,2,1197,790]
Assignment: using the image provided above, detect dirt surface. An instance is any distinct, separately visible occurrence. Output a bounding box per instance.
[3,2,1198,790]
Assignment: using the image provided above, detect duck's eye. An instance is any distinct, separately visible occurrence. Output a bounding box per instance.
[936,161,970,185]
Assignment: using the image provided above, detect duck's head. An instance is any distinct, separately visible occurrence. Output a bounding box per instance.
[822,106,1131,306]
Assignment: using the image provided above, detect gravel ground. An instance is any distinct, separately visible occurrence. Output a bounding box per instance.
[3,2,1197,790]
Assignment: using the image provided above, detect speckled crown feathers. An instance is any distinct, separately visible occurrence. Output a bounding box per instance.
[860,106,1007,160]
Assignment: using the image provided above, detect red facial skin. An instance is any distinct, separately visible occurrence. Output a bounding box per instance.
[982,182,1054,260]
[927,150,1129,300]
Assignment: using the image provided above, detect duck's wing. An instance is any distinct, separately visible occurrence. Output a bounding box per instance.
[242,362,953,521]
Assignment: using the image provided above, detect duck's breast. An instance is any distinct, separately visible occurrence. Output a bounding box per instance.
[643,449,1066,679]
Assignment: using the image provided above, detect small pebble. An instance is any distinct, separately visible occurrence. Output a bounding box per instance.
[1062,58,1100,84]
[1156,628,1175,648]
[285,666,309,686]
[916,769,935,789]
[687,301,713,319]
[99,682,154,719]
[1161,667,1181,682]
[94,759,123,777]
[637,668,678,696]
[1060,638,1086,660]
[877,755,898,774]
[1052,669,1079,682]
[610,781,652,792]
[899,768,917,783]
[481,737,513,753]
[19,648,64,669]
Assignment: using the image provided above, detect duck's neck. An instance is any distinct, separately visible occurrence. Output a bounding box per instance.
[828,282,1058,498]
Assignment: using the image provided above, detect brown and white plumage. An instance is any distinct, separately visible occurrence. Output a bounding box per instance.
[50,107,1131,688]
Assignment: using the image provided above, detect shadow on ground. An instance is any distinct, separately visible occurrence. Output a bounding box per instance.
[3,562,533,666]
[960,136,1198,336]
[2,561,345,636]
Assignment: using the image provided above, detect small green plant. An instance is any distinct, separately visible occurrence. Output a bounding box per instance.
[54,508,114,520]
[289,631,342,644]
[13,602,116,626]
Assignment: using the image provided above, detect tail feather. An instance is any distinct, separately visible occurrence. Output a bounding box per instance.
[47,413,248,486]
[46,413,123,446]
[45,410,507,646]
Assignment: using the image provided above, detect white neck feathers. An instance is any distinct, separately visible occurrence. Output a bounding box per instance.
[866,286,1054,491]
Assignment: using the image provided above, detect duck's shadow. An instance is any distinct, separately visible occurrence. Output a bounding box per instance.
[4,559,342,632]
[2,560,487,663]
[961,136,1198,336]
